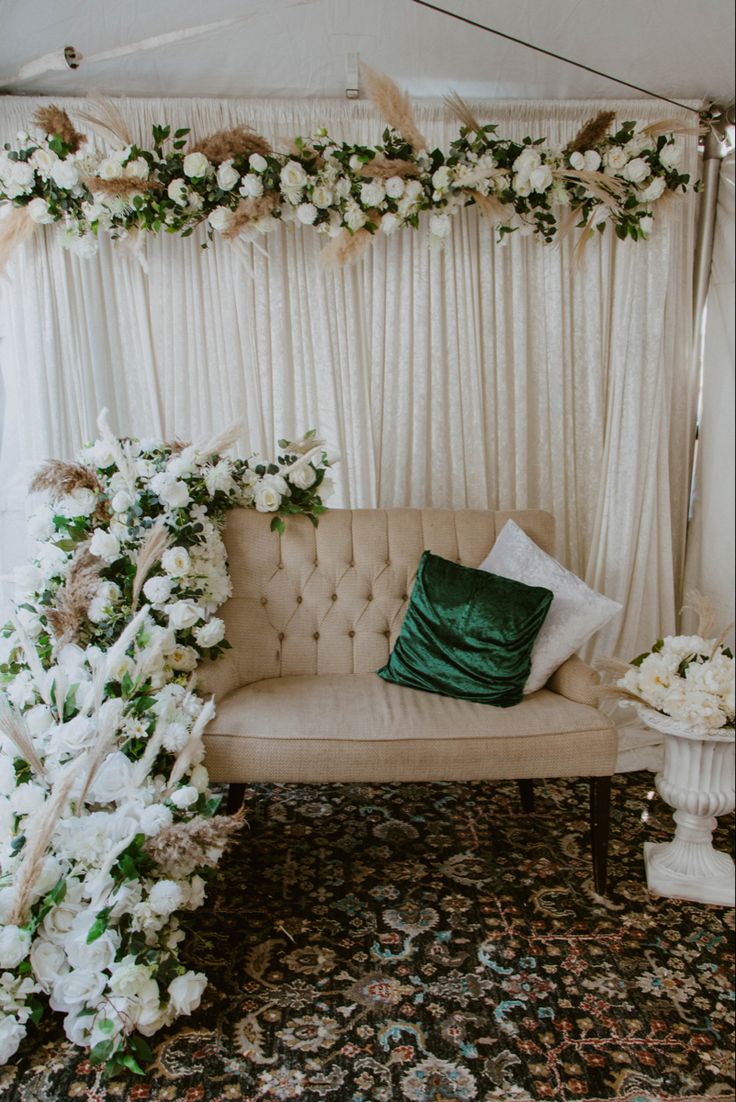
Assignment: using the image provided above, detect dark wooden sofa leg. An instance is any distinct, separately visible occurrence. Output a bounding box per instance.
[227,783,246,814]
[589,776,612,894]
[517,779,535,813]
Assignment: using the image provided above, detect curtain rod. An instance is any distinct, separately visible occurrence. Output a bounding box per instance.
[409,0,703,115]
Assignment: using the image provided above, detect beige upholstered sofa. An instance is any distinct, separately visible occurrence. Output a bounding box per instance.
[200,508,617,891]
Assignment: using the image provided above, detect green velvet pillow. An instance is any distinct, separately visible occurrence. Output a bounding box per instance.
[377,550,553,707]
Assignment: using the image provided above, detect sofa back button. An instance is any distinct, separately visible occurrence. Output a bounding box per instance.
[348,630,356,638]
[349,560,355,567]
[367,594,373,602]
[386,560,391,566]
[296,596,303,604]
[261,597,268,605]
[313,631,320,640]
[278,562,284,569]
[384,630,390,638]
[331,593,337,601]
[278,632,285,641]
[401,594,408,601]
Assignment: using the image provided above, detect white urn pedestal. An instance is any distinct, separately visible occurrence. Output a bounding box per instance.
[639,708,735,907]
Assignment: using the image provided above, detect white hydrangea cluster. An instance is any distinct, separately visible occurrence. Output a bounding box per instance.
[619,635,735,732]
[0,423,331,1072]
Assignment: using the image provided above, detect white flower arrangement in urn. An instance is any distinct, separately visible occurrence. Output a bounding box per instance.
[0,413,332,1072]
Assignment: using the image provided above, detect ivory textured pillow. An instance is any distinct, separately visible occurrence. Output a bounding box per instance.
[377,550,553,707]
[479,520,622,693]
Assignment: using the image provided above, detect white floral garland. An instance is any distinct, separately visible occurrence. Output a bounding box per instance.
[0,78,695,270]
[0,417,332,1073]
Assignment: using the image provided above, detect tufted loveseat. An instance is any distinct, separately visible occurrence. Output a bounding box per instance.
[200,508,617,891]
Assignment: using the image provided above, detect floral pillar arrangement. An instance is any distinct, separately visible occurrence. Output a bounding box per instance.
[0,414,332,1071]
[608,598,735,907]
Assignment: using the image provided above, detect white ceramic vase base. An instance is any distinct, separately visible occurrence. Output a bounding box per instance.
[638,708,735,908]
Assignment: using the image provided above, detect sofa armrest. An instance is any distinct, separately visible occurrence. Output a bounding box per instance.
[195,654,240,701]
[546,654,600,706]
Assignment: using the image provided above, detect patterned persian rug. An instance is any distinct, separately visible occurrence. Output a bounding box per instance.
[2,772,734,1102]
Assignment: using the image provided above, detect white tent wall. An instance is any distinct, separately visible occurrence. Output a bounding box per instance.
[684,153,736,644]
[0,94,702,674]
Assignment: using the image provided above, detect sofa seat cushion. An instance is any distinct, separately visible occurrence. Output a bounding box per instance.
[203,673,617,784]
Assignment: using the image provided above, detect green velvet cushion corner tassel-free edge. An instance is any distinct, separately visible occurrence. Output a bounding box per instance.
[378,550,554,707]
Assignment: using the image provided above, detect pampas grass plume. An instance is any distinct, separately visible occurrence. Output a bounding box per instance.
[360,63,427,153]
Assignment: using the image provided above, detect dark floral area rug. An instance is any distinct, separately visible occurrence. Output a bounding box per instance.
[2,772,734,1102]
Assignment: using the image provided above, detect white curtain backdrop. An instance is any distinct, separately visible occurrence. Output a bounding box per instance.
[0,95,699,663]
[683,153,735,645]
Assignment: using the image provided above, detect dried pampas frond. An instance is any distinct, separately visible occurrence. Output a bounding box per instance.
[9,612,52,708]
[596,657,636,679]
[0,694,46,779]
[360,63,427,153]
[190,125,272,164]
[469,191,510,223]
[85,176,160,197]
[359,157,420,180]
[75,98,133,149]
[164,438,192,454]
[144,808,244,879]
[0,207,38,277]
[46,544,102,647]
[681,589,717,639]
[564,111,616,155]
[593,684,652,709]
[131,520,169,612]
[320,227,374,269]
[97,407,138,497]
[641,118,703,139]
[165,698,216,794]
[29,460,102,499]
[444,90,483,134]
[194,422,243,458]
[9,766,78,925]
[555,169,626,212]
[223,195,278,240]
[33,105,85,152]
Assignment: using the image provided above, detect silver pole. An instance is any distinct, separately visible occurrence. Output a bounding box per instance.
[692,118,728,356]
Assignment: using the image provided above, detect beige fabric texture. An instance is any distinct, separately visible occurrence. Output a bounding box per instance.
[204,673,616,783]
[201,508,616,783]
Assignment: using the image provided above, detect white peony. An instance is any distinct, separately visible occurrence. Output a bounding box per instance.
[311,185,333,209]
[429,213,452,238]
[659,142,682,170]
[111,489,133,513]
[0,925,32,969]
[360,180,386,207]
[240,173,264,198]
[343,201,366,232]
[194,617,226,648]
[150,473,191,509]
[168,971,207,1015]
[89,528,121,561]
[183,152,209,179]
[385,175,406,200]
[123,157,149,180]
[168,645,199,671]
[604,147,628,173]
[381,212,400,235]
[139,802,174,836]
[432,166,451,191]
[513,148,541,179]
[623,157,650,184]
[297,202,318,225]
[50,160,79,189]
[216,160,240,190]
[58,486,98,517]
[143,574,174,604]
[149,879,184,915]
[207,206,232,233]
[167,599,203,630]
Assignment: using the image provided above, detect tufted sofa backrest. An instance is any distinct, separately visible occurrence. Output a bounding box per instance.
[198,508,554,692]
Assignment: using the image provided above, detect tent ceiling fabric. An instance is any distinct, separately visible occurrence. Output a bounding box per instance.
[1,0,733,105]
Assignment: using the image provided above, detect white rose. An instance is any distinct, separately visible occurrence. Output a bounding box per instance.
[623,157,650,184]
[216,160,239,190]
[280,160,308,190]
[344,202,366,232]
[429,213,452,238]
[659,142,682,170]
[604,147,628,172]
[152,475,190,509]
[27,196,55,224]
[297,202,318,225]
[189,764,209,793]
[183,152,209,179]
[529,164,553,192]
[162,546,191,577]
[167,178,188,206]
[168,645,199,671]
[65,928,118,972]
[385,175,405,200]
[335,176,351,200]
[143,574,174,604]
[311,185,333,209]
[381,212,399,235]
[639,215,654,236]
[249,153,268,173]
[194,618,226,648]
[124,157,149,180]
[254,484,281,512]
[0,1018,26,1065]
[208,206,232,233]
[50,969,106,1013]
[169,784,199,809]
[148,879,184,916]
[349,154,363,171]
[0,925,32,969]
[569,151,585,170]
[360,180,386,207]
[50,160,79,189]
[87,751,135,805]
[31,146,58,176]
[513,148,541,178]
[512,175,532,197]
[239,172,264,199]
[583,150,602,172]
[13,562,43,596]
[432,166,451,191]
[89,528,121,561]
[168,971,207,1015]
[30,937,68,992]
[11,782,48,817]
[110,489,133,513]
[51,714,95,755]
[289,464,316,490]
[167,600,203,630]
[638,176,666,203]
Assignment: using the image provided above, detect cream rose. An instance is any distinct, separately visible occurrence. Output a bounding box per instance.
[183,152,209,179]
[124,157,149,180]
[529,164,553,192]
[254,483,281,512]
[216,160,239,190]
[168,971,207,1015]
[623,157,650,184]
[194,618,226,647]
[27,197,55,224]
[89,528,121,561]
[166,600,203,630]
[161,546,191,577]
[0,925,32,969]
[311,185,333,209]
[280,160,308,190]
[50,160,79,189]
[167,178,188,206]
[249,153,268,173]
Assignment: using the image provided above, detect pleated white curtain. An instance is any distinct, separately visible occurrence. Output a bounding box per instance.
[0,95,699,660]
